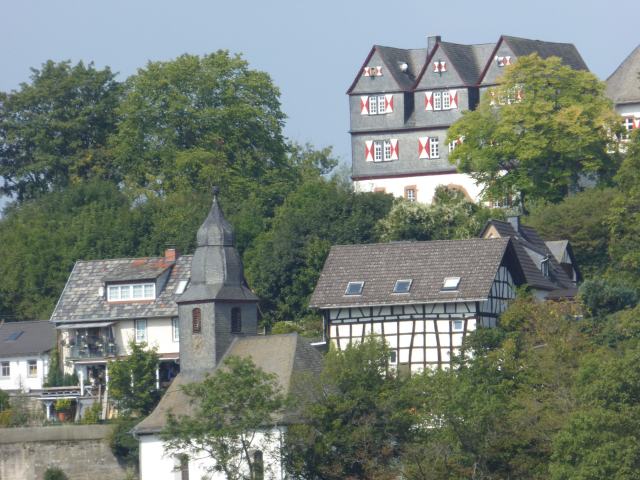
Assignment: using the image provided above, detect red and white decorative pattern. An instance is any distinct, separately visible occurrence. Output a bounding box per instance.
[418,137,431,159]
[495,56,512,67]
[360,96,369,115]
[389,139,399,160]
[385,94,394,113]
[635,117,640,129]
[433,61,447,73]
[449,90,458,109]
[425,91,434,111]
[363,66,383,77]
[365,141,374,162]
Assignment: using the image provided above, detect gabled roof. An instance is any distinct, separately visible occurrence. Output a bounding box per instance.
[310,238,520,309]
[0,320,55,358]
[50,255,192,324]
[346,45,428,94]
[133,333,324,434]
[423,41,496,87]
[480,219,577,294]
[606,44,640,105]
[502,36,588,70]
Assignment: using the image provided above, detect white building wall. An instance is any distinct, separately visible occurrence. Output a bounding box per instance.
[116,318,178,355]
[139,429,285,480]
[354,171,484,204]
[0,355,49,392]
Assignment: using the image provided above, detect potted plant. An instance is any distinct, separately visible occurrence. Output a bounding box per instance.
[55,398,73,422]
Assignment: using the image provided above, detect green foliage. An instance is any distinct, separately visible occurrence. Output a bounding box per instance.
[108,341,160,416]
[0,60,121,201]
[162,355,286,480]
[244,178,392,325]
[44,343,77,387]
[525,187,616,277]
[579,277,638,318]
[0,389,8,411]
[43,467,68,480]
[0,393,33,426]
[54,398,72,411]
[377,185,499,242]
[80,401,102,424]
[448,54,620,208]
[271,314,323,339]
[285,336,414,480]
[109,415,140,467]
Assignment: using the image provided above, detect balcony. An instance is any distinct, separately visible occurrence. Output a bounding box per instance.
[66,336,118,360]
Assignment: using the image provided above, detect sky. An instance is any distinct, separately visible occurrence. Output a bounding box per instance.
[1,0,639,181]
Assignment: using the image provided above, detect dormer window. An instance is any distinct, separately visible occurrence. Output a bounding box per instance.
[107,283,155,301]
[442,277,461,291]
[541,257,550,277]
[345,281,364,296]
[393,279,412,294]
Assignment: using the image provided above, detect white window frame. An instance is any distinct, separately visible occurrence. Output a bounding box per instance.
[369,95,378,115]
[405,188,416,202]
[433,91,442,111]
[430,137,440,159]
[383,140,392,161]
[373,141,383,162]
[442,91,451,110]
[393,279,413,294]
[1,362,9,377]
[27,360,37,377]
[172,317,179,342]
[107,283,156,302]
[345,281,365,296]
[442,276,461,290]
[135,319,147,343]
[377,95,386,114]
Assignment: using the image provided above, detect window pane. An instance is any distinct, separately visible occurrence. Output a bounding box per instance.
[433,92,442,110]
[442,91,450,109]
[172,318,179,342]
[144,284,154,298]
[345,282,364,295]
[430,138,439,158]
[378,95,386,114]
[374,142,382,162]
[132,284,144,299]
[120,286,130,300]
[369,95,378,115]
[135,319,147,342]
[108,286,119,301]
[383,140,391,161]
[393,279,412,293]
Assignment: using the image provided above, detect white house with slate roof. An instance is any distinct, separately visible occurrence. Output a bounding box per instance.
[310,237,526,372]
[50,247,190,402]
[133,189,323,480]
[606,44,640,139]
[348,35,588,204]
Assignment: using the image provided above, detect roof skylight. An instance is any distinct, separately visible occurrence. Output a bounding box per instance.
[4,331,23,342]
[442,277,461,291]
[393,279,412,294]
[345,281,365,296]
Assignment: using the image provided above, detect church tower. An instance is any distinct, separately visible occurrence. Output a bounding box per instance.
[177,187,259,374]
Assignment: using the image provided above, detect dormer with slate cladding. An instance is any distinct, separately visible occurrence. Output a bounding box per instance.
[348,34,589,204]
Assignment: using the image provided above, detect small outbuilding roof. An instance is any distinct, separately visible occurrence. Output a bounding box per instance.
[133,333,324,435]
[0,320,56,358]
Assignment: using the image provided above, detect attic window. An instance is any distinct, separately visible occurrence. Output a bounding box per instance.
[4,331,23,342]
[442,277,461,291]
[107,283,155,301]
[393,279,412,294]
[541,257,550,278]
[176,280,188,295]
[345,281,365,296]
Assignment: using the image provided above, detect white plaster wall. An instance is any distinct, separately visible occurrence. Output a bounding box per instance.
[0,356,48,391]
[354,172,484,204]
[140,429,285,480]
[115,318,178,355]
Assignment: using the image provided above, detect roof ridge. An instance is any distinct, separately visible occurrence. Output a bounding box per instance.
[330,237,508,248]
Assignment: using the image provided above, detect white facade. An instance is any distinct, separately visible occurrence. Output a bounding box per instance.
[139,429,285,480]
[353,171,484,204]
[0,355,49,392]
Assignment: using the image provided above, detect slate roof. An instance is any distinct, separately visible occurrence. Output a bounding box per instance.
[50,255,192,324]
[502,35,588,71]
[0,320,55,358]
[376,46,428,91]
[606,44,640,105]
[480,219,576,294]
[438,42,496,86]
[309,238,517,309]
[133,333,324,434]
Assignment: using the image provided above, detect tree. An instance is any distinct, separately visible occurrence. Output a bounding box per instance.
[376,186,499,242]
[108,341,160,416]
[448,54,621,208]
[162,356,286,480]
[244,178,392,326]
[0,60,121,201]
[285,336,414,480]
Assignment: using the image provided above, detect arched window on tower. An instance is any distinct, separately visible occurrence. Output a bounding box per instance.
[231,307,242,334]
[192,308,201,334]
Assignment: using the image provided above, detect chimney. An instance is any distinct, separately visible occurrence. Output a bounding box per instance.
[164,245,179,262]
[427,35,441,56]
[506,215,520,233]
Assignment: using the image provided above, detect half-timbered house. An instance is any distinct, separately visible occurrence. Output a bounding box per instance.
[309,237,525,371]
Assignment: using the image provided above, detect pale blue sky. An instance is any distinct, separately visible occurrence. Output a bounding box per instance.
[1,0,638,169]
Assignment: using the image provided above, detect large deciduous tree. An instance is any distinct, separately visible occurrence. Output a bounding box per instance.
[0,61,121,201]
[448,54,621,208]
[162,356,286,480]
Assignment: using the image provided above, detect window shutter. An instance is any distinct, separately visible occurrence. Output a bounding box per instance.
[375,66,383,76]
[433,62,440,73]
[418,137,430,159]
[365,141,374,162]
[390,139,399,160]
[634,117,640,129]
[440,61,447,72]
[385,94,394,113]
[448,90,458,109]
[363,67,371,77]
[360,96,369,115]
[425,92,434,111]
[504,56,511,65]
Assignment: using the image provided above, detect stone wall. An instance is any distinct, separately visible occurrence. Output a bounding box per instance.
[0,425,129,480]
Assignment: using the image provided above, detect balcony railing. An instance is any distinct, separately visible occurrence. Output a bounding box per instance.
[67,339,118,359]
